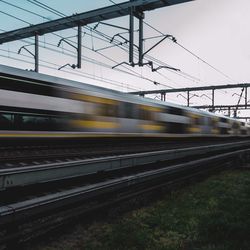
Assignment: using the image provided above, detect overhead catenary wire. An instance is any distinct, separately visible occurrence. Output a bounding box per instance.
[0,5,160,90]
[142,20,238,84]
[25,0,202,88]
[0,10,31,25]
[106,0,232,103]
[31,0,208,88]
[0,0,228,94]
[0,0,47,20]
[106,0,209,86]
[22,0,182,88]
[0,48,140,91]
[25,0,179,87]
[0,26,143,91]
[0,2,143,81]
[26,0,178,87]
[0,0,228,89]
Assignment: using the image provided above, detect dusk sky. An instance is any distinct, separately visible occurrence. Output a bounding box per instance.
[0,0,250,117]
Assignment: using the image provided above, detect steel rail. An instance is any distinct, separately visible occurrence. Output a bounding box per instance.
[0,140,250,190]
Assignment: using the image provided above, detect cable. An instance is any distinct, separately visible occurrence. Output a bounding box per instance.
[0,10,31,25]
[143,20,238,83]
[0,0,47,19]
[1,0,208,91]
[25,0,201,88]
[0,6,155,89]
[106,0,208,86]
[22,0,233,88]
[23,0,181,88]
[175,41,237,83]
[0,48,140,91]
[0,26,141,91]
[24,1,159,80]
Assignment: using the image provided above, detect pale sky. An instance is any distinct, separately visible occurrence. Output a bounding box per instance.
[0,0,250,118]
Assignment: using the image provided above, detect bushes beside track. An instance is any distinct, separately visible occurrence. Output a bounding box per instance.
[31,169,250,250]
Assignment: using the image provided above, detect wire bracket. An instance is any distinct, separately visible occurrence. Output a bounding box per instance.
[57,24,83,69]
[18,33,39,72]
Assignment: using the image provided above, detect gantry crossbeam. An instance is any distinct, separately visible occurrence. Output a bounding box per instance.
[130,83,250,95]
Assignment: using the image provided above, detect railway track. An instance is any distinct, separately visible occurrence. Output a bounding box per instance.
[0,140,249,249]
[0,140,250,190]
[0,139,214,167]
[0,137,247,167]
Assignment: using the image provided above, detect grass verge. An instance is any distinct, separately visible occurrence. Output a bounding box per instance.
[32,169,250,250]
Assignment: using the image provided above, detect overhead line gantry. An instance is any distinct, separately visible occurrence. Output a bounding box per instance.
[0,0,192,72]
[130,83,250,119]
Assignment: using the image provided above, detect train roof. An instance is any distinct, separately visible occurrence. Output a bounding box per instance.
[0,64,243,123]
[0,64,121,96]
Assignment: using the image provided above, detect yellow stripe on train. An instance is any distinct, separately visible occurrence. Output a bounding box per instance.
[72,120,120,129]
[139,124,165,131]
[140,105,162,112]
[211,128,219,134]
[187,127,202,133]
[71,93,117,105]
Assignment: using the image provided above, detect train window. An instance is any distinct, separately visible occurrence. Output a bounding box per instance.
[167,122,185,133]
[220,118,227,123]
[0,114,14,129]
[0,112,66,131]
[168,107,184,116]
[193,117,203,126]
[211,119,218,128]
[139,109,152,120]
[123,102,136,119]
[96,104,118,117]
[106,105,118,117]
[21,115,63,131]
[232,122,239,129]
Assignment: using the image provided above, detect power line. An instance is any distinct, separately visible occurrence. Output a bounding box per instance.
[175,41,237,83]
[23,0,182,88]
[143,20,238,83]
[1,0,214,91]
[24,0,203,88]
[0,10,31,25]
[24,0,165,82]
[106,0,208,86]
[0,5,159,89]
[0,48,140,91]
[0,27,142,91]
[0,0,46,19]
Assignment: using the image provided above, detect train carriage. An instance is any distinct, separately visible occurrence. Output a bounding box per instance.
[0,64,249,139]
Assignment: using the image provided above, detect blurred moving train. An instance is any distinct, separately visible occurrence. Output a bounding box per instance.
[0,64,249,138]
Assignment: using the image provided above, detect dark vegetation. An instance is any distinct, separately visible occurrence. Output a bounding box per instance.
[32,169,250,250]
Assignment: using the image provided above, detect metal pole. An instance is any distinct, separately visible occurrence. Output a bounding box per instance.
[35,33,39,72]
[187,91,190,106]
[211,89,215,112]
[129,8,134,65]
[138,14,144,66]
[212,89,215,107]
[245,87,248,108]
[77,25,82,68]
